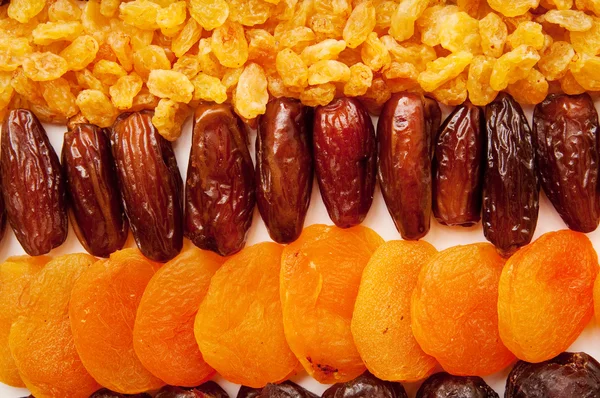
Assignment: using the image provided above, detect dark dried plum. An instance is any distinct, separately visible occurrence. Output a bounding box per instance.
[256,98,313,243]
[237,386,262,398]
[313,97,376,228]
[185,103,255,256]
[89,388,151,398]
[155,382,229,398]
[505,352,600,398]
[1,109,67,255]
[322,371,407,398]
[532,93,600,232]
[416,372,498,398]
[260,382,318,398]
[483,93,539,257]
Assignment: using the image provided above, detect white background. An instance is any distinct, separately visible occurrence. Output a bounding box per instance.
[2,104,600,397]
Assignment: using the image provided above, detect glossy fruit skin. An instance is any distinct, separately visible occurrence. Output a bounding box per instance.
[313,98,376,228]
[62,123,128,257]
[1,109,67,256]
[256,98,313,243]
[505,352,600,398]
[111,110,183,262]
[155,382,229,398]
[237,386,262,398]
[378,93,441,240]
[185,103,255,256]
[483,93,539,257]
[322,371,408,398]
[416,372,499,398]
[260,382,318,398]
[433,101,485,227]
[532,93,600,233]
[90,389,151,398]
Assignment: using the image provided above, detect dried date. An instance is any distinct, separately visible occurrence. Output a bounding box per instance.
[256,98,313,243]
[322,371,407,398]
[533,93,600,233]
[155,382,229,398]
[90,388,151,398]
[111,110,183,262]
[185,103,255,256]
[261,382,318,398]
[416,372,498,398]
[1,109,67,256]
[483,93,539,257]
[313,98,376,228]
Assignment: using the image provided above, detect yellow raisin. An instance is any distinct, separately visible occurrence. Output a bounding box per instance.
[222,67,243,92]
[246,29,277,64]
[7,0,45,23]
[507,21,545,51]
[0,72,15,111]
[544,10,593,32]
[571,53,600,91]
[307,60,351,85]
[299,83,337,107]
[156,1,187,37]
[276,27,316,53]
[119,0,161,30]
[468,55,498,106]
[389,0,430,41]
[59,36,99,72]
[361,32,391,71]
[570,18,600,55]
[92,60,127,86]
[229,0,275,27]
[133,45,172,80]
[479,12,508,58]
[131,87,160,111]
[439,11,481,54]
[75,69,109,95]
[343,62,373,96]
[41,78,78,118]
[173,55,201,80]
[560,70,586,95]
[235,62,268,119]
[276,48,308,88]
[538,41,575,81]
[23,53,68,82]
[343,1,376,49]
[100,0,121,17]
[81,0,111,44]
[211,21,249,68]
[109,74,144,109]
[172,19,202,58]
[152,98,189,141]
[11,68,44,105]
[188,0,229,30]
[75,89,118,128]
[490,45,541,90]
[381,36,436,72]
[416,5,460,47]
[32,21,83,45]
[301,39,347,65]
[417,51,473,92]
[191,73,228,103]
[488,0,539,18]
[507,68,548,104]
[432,73,468,106]
[107,32,134,72]
[147,69,194,103]
[48,0,82,22]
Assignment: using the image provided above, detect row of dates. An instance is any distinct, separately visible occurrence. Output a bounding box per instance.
[0,90,598,260]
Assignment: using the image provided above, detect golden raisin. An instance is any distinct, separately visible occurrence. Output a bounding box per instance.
[147,69,194,103]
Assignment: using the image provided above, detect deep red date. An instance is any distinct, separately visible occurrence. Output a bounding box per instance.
[322,371,408,398]
[416,372,498,398]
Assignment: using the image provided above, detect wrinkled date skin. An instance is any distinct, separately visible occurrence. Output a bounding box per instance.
[0,109,67,256]
[90,388,151,398]
[185,103,255,256]
[313,98,376,228]
[416,372,499,398]
[155,382,230,398]
[62,124,128,257]
[256,98,313,244]
[258,382,318,398]
[111,110,183,262]
[378,93,441,240]
[237,386,262,398]
[433,101,485,227]
[322,371,408,398]
[506,352,600,398]
[533,93,600,232]
[483,93,539,257]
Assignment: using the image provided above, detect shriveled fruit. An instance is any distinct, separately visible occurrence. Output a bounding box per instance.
[9,254,100,398]
[498,230,598,363]
[133,245,226,387]
[412,243,515,376]
[281,224,384,383]
[155,382,229,398]
[322,371,408,398]
[416,372,499,398]
[90,389,151,398]
[195,242,298,387]
[237,386,262,398]
[244,382,319,398]
[70,249,165,394]
[352,241,438,382]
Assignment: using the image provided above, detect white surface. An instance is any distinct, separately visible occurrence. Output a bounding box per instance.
[1,105,600,397]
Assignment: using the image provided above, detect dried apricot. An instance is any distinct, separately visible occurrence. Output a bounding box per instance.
[352,241,438,382]
[194,242,298,388]
[412,243,515,376]
[70,249,165,394]
[498,230,598,363]
[9,254,100,398]
[280,224,384,383]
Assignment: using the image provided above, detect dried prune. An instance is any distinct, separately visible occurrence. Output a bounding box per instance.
[322,371,407,398]
[237,386,262,398]
[532,93,600,233]
[155,382,229,398]
[505,352,600,398]
[313,98,376,228]
[260,382,318,398]
[416,372,498,398]
[90,389,151,398]
[185,103,255,256]
[378,93,440,240]
[256,98,313,244]
[63,123,128,257]
[1,109,68,256]
[111,110,183,262]
[483,93,539,257]
[432,101,485,227]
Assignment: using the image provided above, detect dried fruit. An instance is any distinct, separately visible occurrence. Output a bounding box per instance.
[507,68,548,104]
[479,12,508,58]
[544,10,594,32]
[41,77,78,118]
[110,74,144,110]
[7,0,45,23]
[49,0,82,22]
[361,32,391,72]
[313,98,376,228]
[32,21,83,45]
[155,382,229,398]
[119,0,160,30]
[412,243,516,376]
[344,63,373,96]
[300,83,337,107]
[22,52,68,82]
[507,22,545,51]
[416,373,499,398]
[308,60,351,84]
[343,1,376,49]
[93,60,127,86]
[300,39,347,65]
[439,12,481,54]
[156,1,186,36]
[240,382,318,398]
[417,5,460,48]
[498,230,598,362]
[90,389,151,398]
[147,70,194,104]
[172,19,202,58]
[322,372,408,398]
[488,0,539,17]
[235,63,268,120]
[191,74,227,104]
[538,41,575,81]
[418,51,473,92]
[570,17,600,55]
[389,0,430,42]
[76,89,118,128]
[1,109,68,256]
[276,49,309,88]
[467,55,498,106]
[188,0,229,30]
[490,45,541,91]
[133,45,172,80]
[281,224,384,383]
[211,21,249,68]
[571,54,600,91]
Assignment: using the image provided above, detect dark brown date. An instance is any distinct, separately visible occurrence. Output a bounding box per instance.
[378,93,441,240]
[260,382,318,398]
[90,388,151,398]
[433,101,485,227]
[416,372,498,398]
[313,97,376,228]
[111,110,183,262]
[256,98,313,243]
[322,371,407,398]
[533,93,600,232]
[237,386,262,398]
[506,352,600,398]
[155,382,229,398]
[0,178,6,243]
[185,103,255,256]
[1,109,67,256]
[483,93,539,257]
[62,124,128,257]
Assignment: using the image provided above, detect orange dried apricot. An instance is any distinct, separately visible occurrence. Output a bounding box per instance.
[351,240,438,382]
[0,256,49,387]
[280,224,384,384]
[8,254,100,398]
[133,245,225,387]
[498,230,598,363]
[194,242,297,388]
[69,249,165,394]
[412,243,515,376]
